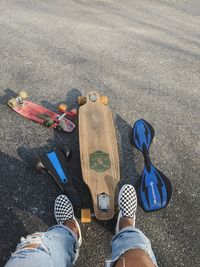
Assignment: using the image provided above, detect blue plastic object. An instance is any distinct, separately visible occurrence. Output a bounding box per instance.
[131,119,172,212]
[47,151,68,183]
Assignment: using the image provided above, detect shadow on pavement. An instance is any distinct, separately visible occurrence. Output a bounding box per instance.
[0,88,141,266]
[0,150,44,266]
[0,88,16,105]
[115,114,140,186]
[0,88,83,266]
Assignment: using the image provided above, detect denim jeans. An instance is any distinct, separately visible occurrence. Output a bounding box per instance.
[105,227,158,267]
[5,225,157,267]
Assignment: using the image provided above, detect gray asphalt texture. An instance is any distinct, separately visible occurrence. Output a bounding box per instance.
[0,0,200,266]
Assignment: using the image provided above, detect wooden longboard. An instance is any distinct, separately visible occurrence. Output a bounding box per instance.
[79,91,120,221]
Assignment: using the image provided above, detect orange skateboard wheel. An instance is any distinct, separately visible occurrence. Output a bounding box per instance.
[78,96,86,106]
[101,95,108,105]
[81,209,91,223]
[58,103,67,112]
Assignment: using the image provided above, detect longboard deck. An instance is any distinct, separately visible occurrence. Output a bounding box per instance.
[79,91,120,220]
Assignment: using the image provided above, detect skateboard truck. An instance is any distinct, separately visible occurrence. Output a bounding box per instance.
[81,193,111,223]
[57,104,77,131]
[7,90,28,107]
[89,93,97,102]
[98,193,110,212]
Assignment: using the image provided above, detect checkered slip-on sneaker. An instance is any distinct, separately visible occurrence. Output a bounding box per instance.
[115,184,137,234]
[54,195,82,247]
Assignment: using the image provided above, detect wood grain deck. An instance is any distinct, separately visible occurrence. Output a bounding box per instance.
[79,91,120,220]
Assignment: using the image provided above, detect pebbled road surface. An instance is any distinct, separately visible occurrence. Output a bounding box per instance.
[0,1,199,266]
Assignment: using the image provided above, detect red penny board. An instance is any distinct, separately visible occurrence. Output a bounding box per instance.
[11,100,75,131]
[12,100,59,126]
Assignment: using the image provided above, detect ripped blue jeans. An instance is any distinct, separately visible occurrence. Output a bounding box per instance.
[5,225,157,267]
[106,227,158,267]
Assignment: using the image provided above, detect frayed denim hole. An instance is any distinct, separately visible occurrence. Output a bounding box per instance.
[10,251,30,260]
[38,244,51,255]
[45,233,52,240]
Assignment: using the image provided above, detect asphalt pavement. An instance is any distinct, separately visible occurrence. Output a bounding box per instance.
[0,0,199,266]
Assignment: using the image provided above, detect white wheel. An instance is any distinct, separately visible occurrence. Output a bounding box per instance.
[19,90,28,99]
[8,98,18,108]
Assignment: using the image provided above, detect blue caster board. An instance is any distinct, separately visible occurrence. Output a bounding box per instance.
[131,119,172,212]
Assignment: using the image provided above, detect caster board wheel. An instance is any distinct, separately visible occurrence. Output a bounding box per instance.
[81,209,91,223]
[61,144,72,160]
[35,159,45,172]
[19,90,28,99]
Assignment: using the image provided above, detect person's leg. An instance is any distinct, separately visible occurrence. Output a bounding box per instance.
[114,249,155,267]
[112,217,156,267]
[105,184,158,267]
[5,195,81,267]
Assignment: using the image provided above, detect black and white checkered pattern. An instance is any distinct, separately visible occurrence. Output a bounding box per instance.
[115,184,137,233]
[118,184,137,218]
[54,195,74,224]
[54,194,82,256]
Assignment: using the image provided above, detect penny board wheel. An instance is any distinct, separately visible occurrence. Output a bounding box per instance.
[19,90,28,99]
[8,98,18,108]
[81,209,91,223]
[58,103,67,112]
